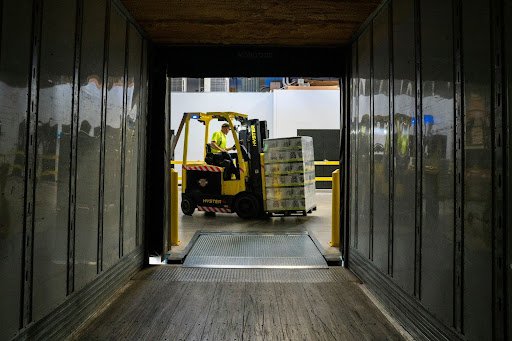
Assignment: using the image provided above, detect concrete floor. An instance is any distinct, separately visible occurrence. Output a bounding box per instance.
[168,189,340,261]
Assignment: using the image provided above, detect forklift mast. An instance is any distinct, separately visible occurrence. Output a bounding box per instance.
[242,119,268,198]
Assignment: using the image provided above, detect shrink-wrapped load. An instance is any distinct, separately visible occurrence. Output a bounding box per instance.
[263,136,316,214]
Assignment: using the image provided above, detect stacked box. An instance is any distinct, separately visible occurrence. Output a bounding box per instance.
[266,197,317,211]
[266,183,316,200]
[264,149,315,164]
[263,136,316,213]
[265,173,315,187]
[264,161,315,174]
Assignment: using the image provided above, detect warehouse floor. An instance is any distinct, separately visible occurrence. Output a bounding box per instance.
[167,189,340,261]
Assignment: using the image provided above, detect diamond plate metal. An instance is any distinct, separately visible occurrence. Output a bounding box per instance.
[182,234,328,269]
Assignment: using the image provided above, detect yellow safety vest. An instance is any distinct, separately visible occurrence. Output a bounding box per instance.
[211,131,227,153]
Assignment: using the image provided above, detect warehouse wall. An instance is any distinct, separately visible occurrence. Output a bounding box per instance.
[273,90,341,137]
[0,0,148,339]
[347,0,509,340]
[170,91,340,168]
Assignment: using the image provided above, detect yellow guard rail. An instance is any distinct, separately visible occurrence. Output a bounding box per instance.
[170,169,180,246]
[330,169,340,247]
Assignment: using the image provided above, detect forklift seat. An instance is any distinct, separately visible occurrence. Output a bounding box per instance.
[205,144,239,180]
[205,143,215,165]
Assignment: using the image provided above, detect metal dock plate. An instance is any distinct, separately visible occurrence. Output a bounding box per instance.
[183,233,328,269]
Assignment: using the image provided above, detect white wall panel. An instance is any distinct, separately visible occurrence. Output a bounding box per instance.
[273,90,341,138]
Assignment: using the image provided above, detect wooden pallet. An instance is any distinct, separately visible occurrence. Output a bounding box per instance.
[267,206,317,217]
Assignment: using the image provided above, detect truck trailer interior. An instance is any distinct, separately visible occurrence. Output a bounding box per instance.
[0,0,510,340]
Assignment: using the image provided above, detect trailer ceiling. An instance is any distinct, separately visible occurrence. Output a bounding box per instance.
[120,0,381,46]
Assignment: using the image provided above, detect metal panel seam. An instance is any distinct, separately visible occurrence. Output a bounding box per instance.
[135,34,144,247]
[503,2,511,339]
[452,0,464,332]
[387,0,395,277]
[351,0,392,44]
[140,40,149,247]
[369,22,375,262]
[0,0,3,60]
[491,0,506,338]
[111,0,149,40]
[119,19,129,258]
[67,0,83,296]
[413,0,423,300]
[98,0,111,273]
[21,0,43,327]
[354,41,359,250]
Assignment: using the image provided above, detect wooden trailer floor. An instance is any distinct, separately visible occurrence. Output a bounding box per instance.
[73,266,405,340]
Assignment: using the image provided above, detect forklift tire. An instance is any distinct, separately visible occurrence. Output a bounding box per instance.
[234,193,260,219]
[181,195,196,216]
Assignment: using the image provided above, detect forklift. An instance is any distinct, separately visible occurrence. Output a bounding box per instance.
[171,112,269,219]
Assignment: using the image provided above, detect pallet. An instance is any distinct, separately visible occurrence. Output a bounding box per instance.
[267,205,316,217]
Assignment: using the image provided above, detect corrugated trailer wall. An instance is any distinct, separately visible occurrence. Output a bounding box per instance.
[507,0,512,335]
[0,0,148,339]
[347,0,510,340]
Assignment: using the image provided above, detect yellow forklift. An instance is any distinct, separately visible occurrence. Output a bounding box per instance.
[171,112,269,219]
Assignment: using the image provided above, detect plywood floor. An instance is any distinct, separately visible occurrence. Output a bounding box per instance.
[73,266,405,341]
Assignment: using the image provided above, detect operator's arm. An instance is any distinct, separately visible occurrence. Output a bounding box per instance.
[211,140,227,153]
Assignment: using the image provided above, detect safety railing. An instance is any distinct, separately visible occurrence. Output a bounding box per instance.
[314,160,339,182]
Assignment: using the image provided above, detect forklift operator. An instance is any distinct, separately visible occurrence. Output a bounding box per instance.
[210,123,239,179]
[211,123,236,153]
